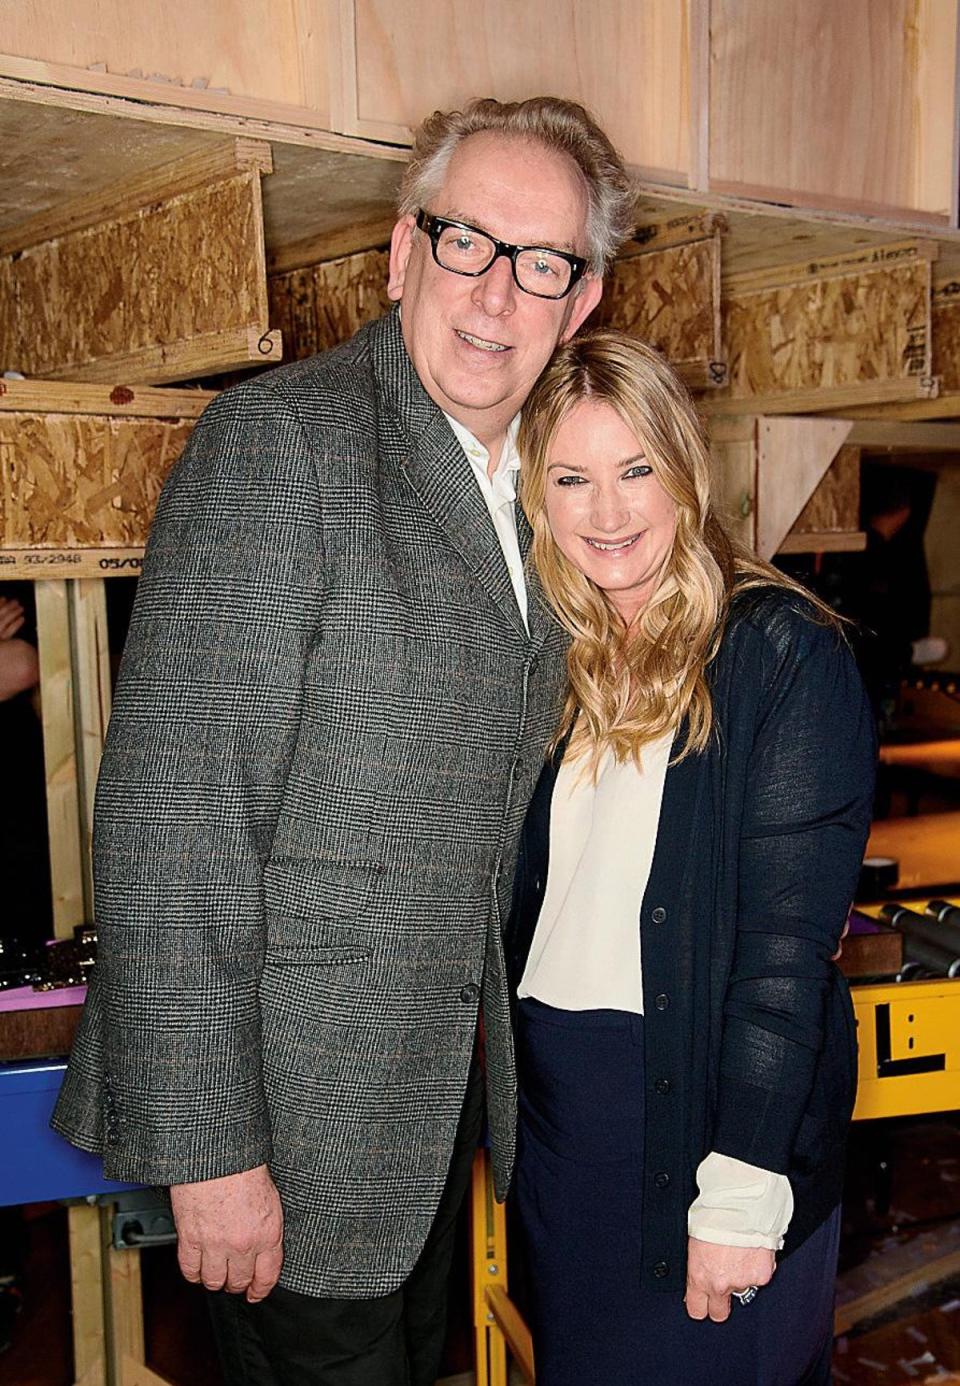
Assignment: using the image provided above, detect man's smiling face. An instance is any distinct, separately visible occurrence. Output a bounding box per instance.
[387,132,602,446]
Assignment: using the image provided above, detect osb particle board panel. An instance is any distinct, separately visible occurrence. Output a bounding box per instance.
[0,412,193,552]
[933,282,960,394]
[269,248,391,359]
[596,226,724,388]
[0,141,280,384]
[789,443,860,534]
[718,242,936,410]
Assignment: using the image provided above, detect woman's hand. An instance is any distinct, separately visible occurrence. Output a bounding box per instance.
[0,598,25,641]
[684,1237,775,1322]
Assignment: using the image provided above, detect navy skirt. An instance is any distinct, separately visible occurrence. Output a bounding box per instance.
[514,997,840,1386]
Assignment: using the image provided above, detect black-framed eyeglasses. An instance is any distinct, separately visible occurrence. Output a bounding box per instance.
[415,210,588,300]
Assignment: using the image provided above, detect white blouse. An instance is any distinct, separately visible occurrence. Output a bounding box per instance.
[518,737,793,1251]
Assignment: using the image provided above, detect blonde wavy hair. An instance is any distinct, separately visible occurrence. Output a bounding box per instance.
[518,330,837,768]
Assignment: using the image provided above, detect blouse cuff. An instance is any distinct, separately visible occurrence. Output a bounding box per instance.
[687,1151,794,1252]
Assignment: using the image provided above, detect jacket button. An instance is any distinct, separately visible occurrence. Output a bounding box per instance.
[651,906,667,924]
[654,1171,671,1189]
[460,983,480,1003]
[653,1260,669,1278]
[654,993,670,1011]
[655,1078,671,1095]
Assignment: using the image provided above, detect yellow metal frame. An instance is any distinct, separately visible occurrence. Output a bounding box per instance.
[851,977,960,1120]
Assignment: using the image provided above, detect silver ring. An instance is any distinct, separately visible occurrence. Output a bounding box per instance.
[732,1285,759,1305]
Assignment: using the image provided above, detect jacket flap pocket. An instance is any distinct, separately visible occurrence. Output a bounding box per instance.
[263,856,379,924]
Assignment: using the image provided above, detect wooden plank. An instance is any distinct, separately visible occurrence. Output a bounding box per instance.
[0,379,215,418]
[68,1203,106,1386]
[710,431,757,551]
[486,1286,535,1383]
[269,248,390,360]
[0,141,277,384]
[596,230,724,386]
[844,418,960,451]
[35,580,85,937]
[267,214,395,275]
[835,1246,960,1337]
[709,0,958,220]
[0,411,195,552]
[69,581,111,914]
[103,1233,146,1383]
[702,378,940,418]
[713,241,937,413]
[777,530,867,555]
[624,211,727,255]
[933,280,960,393]
[0,550,146,581]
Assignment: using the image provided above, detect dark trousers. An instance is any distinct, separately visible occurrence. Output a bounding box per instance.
[208,1060,484,1386]
[515,997,840,1386]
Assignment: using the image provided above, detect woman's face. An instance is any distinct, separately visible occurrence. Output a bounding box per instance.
[542,399,678,625]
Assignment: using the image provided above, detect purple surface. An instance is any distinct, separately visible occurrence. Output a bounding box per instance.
[0,984,86,1014]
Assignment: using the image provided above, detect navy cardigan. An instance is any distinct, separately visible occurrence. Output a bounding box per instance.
[506,588,877,1293]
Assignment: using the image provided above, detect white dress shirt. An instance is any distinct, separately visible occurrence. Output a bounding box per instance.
[518,739,793,1250]
[443,412,528,631]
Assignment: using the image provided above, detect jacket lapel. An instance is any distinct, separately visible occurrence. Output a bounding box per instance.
[370,311,530,640]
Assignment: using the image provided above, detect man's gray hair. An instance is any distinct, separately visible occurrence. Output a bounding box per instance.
[398,96,635,276]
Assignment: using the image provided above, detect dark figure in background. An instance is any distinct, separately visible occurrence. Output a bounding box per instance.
[780,466,941,733]
[0,585,51,1354]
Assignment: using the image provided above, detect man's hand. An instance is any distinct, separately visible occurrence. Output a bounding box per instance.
[684,1237,775,1322]
[832,914,851,962]
[170,1164,284,1303]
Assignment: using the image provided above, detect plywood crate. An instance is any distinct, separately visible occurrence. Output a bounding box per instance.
[0,380,214,579]
[596,213,726,390]
[269,245,391,360]
[706,242,939,416]
[0,138,281,385]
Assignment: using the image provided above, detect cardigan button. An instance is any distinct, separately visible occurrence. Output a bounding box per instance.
[654,993,670,1011]
[459,983,480,1003]
[654,1171,671,1189]
[653,1260,669,1278]
[651,906,667,924]
[655,1078,671,1095]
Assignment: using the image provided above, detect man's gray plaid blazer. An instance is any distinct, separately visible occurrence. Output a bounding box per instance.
[51,309,568,1297]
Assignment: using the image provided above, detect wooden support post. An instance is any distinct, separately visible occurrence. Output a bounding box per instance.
[471,1149,512,1386]
[68,1203,106,1386]
[35,579,86,937]
[69,580,112,913]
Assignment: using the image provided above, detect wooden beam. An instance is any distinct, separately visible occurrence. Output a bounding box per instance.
[39,327,283,386]
[0,550,146,581]
[267,215,396,275]
[486,1286,535,1384]
[756,417,853,559]
[0,379,215,418]
[778,530,866,555]
[69,580,111,915]
[835,1245,960,1336]
[701,376,938,419]
[68,1203,106,1386]
[35,580,85,936]
[844,419,960,451]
